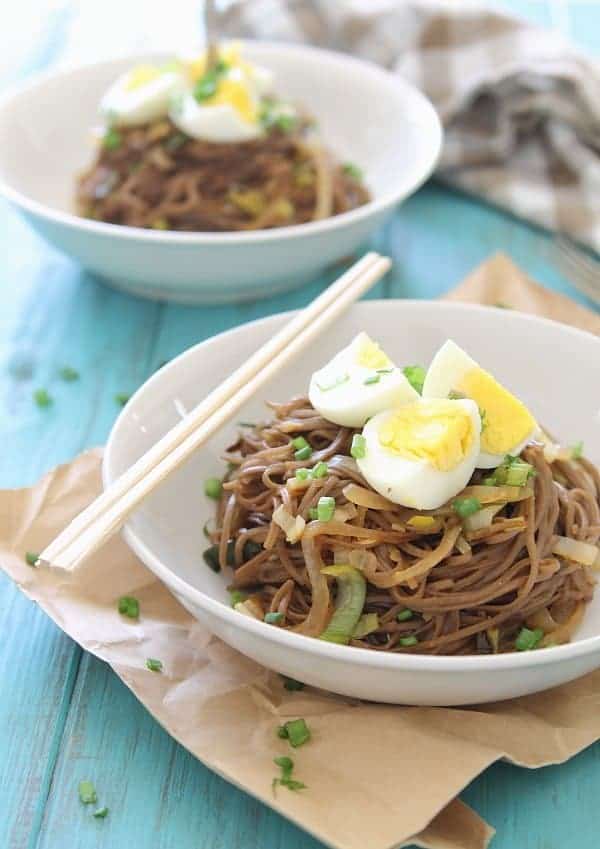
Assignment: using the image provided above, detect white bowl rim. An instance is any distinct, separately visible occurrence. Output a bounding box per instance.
[104,299,600,675]
[0,41,442,245]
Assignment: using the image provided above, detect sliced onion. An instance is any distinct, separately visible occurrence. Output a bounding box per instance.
[456,483,534,504]
[273,505,306,543]
[234,598,263,620]
[342,483,395,510]
[286,477,311,493]
[455,534,471,555]
[552,535,600,568]
[333,503,358,523]
[463,504,503,532]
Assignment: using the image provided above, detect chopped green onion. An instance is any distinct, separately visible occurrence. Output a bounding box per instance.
[515,627,544,651]
[316,373,350,392]
[194,60,230,102]
[243,540,263,560]
[78,781,97,805]
[93,807,109,819]
[398,635,418,647]
[59,365,79,381]
[204,477,223,499]
[342,162,363,180]
[396,608,414,622]
[570,441,584,460]
[319,564,366,645]
[308,507,319,520]
[295,468,310,480]
[376,368,394,374]
[292,436,309,450]
[229,590,246,607]
[311,461,328,479]
[118,596,139,619]
[294,445,312,461]
[363,374,380,386]
[350,434,367,459]
[316,496,335,522]
[114,392,130,407]
[279,718,311,748]
[146,658,163,673]
[272,755,306,792]
[282,676,305,691]
[402,365,426,394]
[25,551,39,567]
[103,128,121,150]
[238,421,257,428]
[487,455,536,487]
[277,725,289,739]
[452,497,482,519]
[482,476,497,486]
[33,388,52,408]
[265,611,284,625]
[352,612,379,639]
[203,544,221,572]
[504,463,533,487]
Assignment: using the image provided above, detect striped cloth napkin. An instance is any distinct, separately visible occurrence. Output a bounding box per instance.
[221,0,600,253]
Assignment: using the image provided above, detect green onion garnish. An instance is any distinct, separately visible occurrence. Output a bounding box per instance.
[316,373,350,392]
[316,496,335,522]
[570,441,584,460]
[363,374,380,386]
[482,476,497,486]
[311,461,328,479]
[114,393,130,407]
[203,544,221,572]
[452,497,482,518]
[402,365,426,394]
[398,635,418,647]
[93,807,109,819]
[243,540,262,561]
[146,658,163,673]
[486,455,536,487]
[265,611,284,625]
[272,756,307,792]
[118,596,139,619]
[103,128,121,150]
[515,627,544,651]
[59,365,79,381]
[25,551,39,567]
[292,436,309,450]
[279,718,311,748]
[294,445,312,461]
[376,368,394,374]
[194,60,230,102]
[282,676,305,691]
[33,388,52,408]
[396,609,414,622]
[78,781,98,805]
[342,162,363,180]
[295,468,310,480]
[229,590,246,607]
[308,507,319,520]
[350,434,367,459]
[204,477,223,499]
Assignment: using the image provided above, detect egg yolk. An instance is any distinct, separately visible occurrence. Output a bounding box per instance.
[126,65,161,91]
[456,368,536,455]
[203,78,258,124]
[378,400,475,471]
[355,337,392,370]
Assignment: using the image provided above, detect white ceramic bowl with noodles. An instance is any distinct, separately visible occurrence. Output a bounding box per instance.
[104,301,600,705]
[0,43,441,304]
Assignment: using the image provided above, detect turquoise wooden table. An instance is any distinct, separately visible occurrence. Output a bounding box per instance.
[2,2,599,847]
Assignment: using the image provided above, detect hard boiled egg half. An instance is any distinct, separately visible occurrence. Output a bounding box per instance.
[422,340,537,468]
[100,64,186,127]
[309,332,419,427]
[357,398,481,509]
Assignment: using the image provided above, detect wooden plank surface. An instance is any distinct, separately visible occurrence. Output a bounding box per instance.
[1,2,599,848]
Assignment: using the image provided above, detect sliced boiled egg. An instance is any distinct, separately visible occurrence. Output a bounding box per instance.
[170,70,262,142]
[308,332,420,428]
[100,64,186,127]
[357,398,481,509]
[422,340,538,469]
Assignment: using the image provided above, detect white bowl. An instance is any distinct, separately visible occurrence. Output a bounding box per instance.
[104,301,600,705]
[0,44,441,304]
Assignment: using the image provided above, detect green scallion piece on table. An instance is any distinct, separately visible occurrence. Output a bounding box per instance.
[277,725,289,739]
[308,507,319,520]
[93,807,109,819]
[398,635,418,647]
[146,658,163,673]
[350,434,366,459]
[280,718,311,748]
[363,374,380,386]
[294,445,312,461]
[452,497,482,519]
[59,365,79,381]
[118,595,139,619]
[396,608,414,622]
[311,461,328,478]
[204,477,223,499]
[272,756,306,792]
[33,388,53,408]
[114,393,130,407]
[229,590,246,607]
[316,496,335,522]
[265,611,284,625]
[282,676,305,691]
[295,468,310,480]
[25,551,39,567]
[402,365,426,394]
[515,627,544,651]
[78,780,98,805]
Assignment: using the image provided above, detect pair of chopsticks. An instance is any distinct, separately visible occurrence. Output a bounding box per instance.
[39,252,391,572]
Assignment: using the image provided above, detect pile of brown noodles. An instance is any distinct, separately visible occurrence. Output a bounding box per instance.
[76,119,369,231]
[207,397,600,655]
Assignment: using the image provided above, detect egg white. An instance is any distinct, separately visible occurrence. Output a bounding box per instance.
[170,93,261,142]
[100,70,185,127]
[356,399,481,510]
[308,333,419,428]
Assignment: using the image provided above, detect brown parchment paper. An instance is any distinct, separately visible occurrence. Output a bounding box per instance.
[2,254,600,849]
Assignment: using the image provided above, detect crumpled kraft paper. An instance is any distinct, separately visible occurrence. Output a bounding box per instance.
[1,254,599,849]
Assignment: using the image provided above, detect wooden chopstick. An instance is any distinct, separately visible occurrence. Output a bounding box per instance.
[39,253,391,571]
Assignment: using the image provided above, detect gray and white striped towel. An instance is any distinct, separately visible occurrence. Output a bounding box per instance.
[221,0,600,253]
